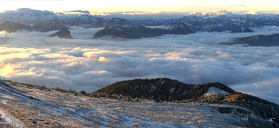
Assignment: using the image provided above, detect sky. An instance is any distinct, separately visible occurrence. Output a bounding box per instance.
[1,0,279,14]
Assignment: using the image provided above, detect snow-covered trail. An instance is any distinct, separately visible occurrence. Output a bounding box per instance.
[0,80,27,128]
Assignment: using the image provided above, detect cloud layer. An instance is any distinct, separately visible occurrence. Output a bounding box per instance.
[0,27,279,104]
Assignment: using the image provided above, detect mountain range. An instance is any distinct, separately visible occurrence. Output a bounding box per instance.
[93,18,194,39]
[3,8,279,39]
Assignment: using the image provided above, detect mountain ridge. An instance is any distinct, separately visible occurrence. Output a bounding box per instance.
[224,33,279,46]
[0,78,278,127]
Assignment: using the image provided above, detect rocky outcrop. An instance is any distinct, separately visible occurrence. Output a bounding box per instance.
[49,27,72,39]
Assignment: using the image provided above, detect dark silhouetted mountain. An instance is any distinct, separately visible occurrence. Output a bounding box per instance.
[224,33,279,46]
[94,19,195,39]
[0,21,33,32]
[93,78,235,101]
[92,78,279,126]
[49,27,72,39]
[94,24,167,39]
[94,18,168,39]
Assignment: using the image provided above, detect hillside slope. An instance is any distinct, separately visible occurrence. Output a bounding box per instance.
[0,78,277,127]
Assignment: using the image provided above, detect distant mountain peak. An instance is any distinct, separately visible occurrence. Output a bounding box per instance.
[49,27,72,39]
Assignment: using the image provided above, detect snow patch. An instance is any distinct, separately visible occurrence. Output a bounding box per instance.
[267,118,274,123]
[0,109,26,128]
[203,87,229,97]
[150,85,157,92]
[170,88,175,94]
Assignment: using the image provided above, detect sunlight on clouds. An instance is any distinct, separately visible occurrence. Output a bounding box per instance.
[74,47,136,55]
[40,53,68,58]
[0,31,6,35]
[165,52,188,61]
[0,52,32,61]
[83,52,98,61]
[0,46,128,82]
[98,57,108,63]
[0,63,37,78]
[0,64,16,77]
[85,70,107,74]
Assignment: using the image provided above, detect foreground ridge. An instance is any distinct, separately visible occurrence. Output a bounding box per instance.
[0,78,277,127]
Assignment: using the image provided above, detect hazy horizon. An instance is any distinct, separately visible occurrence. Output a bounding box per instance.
[1,7,279,21]
[1,0,279,15]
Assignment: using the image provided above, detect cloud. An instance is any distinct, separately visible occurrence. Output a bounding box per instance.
[0,27,279,104]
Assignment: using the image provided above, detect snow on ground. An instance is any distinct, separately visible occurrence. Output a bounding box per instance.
[0,80,263,127]
[0,81,27,128]
[203,87,229,97]
[0,109,26,128]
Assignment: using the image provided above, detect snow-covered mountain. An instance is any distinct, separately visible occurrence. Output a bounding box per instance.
[0,8,57,24]
[0,8,106,28]
[1,8,279,31]
[166,13,279,32]
[1,8,279,39]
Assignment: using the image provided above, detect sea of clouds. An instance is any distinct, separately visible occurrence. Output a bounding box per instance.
[0,26,279,104]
